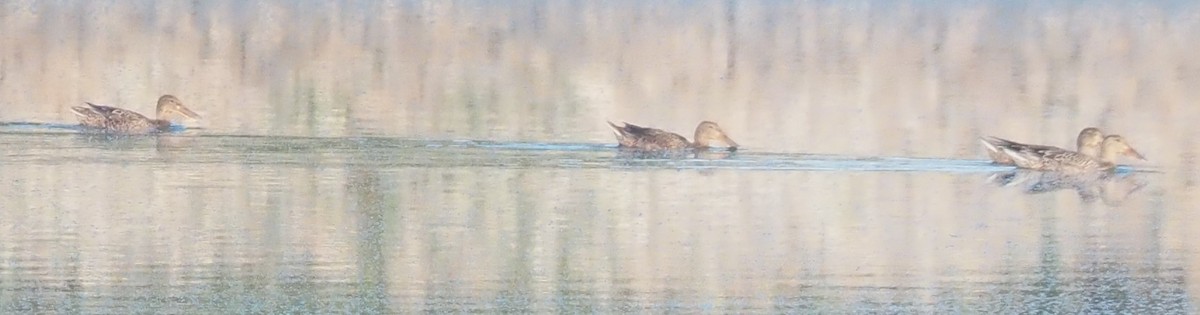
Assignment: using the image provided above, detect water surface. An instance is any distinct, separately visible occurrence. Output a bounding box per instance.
[0,128,1189,313]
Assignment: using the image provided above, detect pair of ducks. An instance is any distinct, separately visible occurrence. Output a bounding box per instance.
[70,94,737,152]
[608,121,1142,173]
[69,95,1141,173]
[979,127,1144,172]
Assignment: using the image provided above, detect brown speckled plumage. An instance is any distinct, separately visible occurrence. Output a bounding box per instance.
[606,121,738,151]
[70,95,200,134]
[979,128,1104,165]
[996,135,1145,172]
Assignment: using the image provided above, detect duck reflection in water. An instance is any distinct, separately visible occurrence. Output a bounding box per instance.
[986,169,1148,206]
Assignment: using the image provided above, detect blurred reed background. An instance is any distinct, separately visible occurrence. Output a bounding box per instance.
[0,1,1196,160]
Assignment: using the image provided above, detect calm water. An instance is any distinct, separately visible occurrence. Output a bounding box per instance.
[2,1,1200,314]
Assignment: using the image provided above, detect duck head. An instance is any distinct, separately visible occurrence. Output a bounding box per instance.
[692,121,739,150]
[1076,127,1104,157]
[1099,135,1145,162]
[155,95,201,121]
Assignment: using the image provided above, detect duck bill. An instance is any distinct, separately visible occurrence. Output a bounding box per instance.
[175,106,202,120]
[1125,147,1146,160]
[721,135,739,150]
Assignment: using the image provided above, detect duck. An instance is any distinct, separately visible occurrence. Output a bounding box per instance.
[979,127,1104,165]
[996,134,1145,172]
[606,120,739,151]
[71,94,201,134]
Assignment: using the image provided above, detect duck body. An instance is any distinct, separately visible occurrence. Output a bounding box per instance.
[70,95,200,134]
[607,121,691,150]
[72,103,172,134]
[606,120,738,151]
[980,128,1104,165]
[997,145,1113,172]
[979,137,1061,165]
[995,135,1144,172]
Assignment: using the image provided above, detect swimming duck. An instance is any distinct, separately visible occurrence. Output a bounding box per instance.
[606,120,739,151]
[980,127,1104,165]
[71,95,200,134]
[997,135,1145,172]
